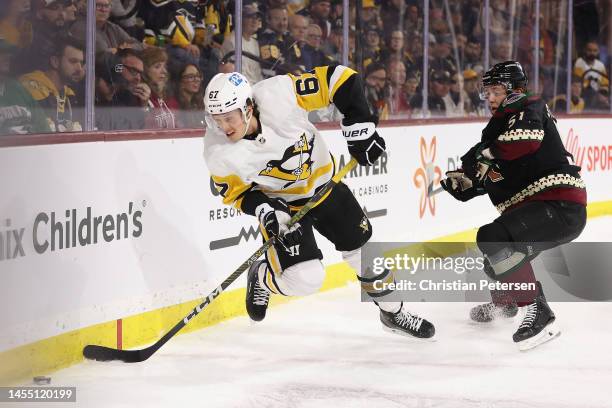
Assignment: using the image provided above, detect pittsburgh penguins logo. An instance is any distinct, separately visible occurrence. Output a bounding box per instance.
[259,133,315,187]
[359,216,370,233]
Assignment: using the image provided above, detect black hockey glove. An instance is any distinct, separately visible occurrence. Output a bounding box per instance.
[342,121,386,166]
[255,198,303,247]
[440,170,485,202]
[461,142,496,182]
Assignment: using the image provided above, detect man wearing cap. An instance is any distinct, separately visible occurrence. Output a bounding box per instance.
[16,0,70,74]
[410,69,451,117]
[0,38,50,135]
[221,4,264,84]
[462,68,486,116]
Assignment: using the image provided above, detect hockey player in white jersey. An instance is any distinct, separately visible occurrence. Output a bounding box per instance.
[203,66,435,339]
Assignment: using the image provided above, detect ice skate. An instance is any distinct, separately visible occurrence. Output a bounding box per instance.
[380,307,435,339]
[246,260,271,322]
[513,282,560,351]
[470,302,518,323]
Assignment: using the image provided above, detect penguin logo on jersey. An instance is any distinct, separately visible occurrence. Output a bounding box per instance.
[259,133,314,187]
[359,216,370,233]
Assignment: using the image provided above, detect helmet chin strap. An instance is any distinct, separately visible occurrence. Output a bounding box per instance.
[240,107,254,139]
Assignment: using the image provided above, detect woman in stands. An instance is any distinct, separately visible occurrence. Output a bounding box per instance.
[141,46,179,129]
[170,62,205,128]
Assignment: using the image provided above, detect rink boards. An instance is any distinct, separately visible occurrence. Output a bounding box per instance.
[0,118,611,383]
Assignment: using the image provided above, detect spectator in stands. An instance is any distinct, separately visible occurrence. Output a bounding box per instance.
[321,22,342,64]
[362,25,383,68]
[405,30,424,80]
[463,36,483,72]
[217,59,235,74]
[403,71,419,105]
[548,75,585,114]
[462,68,485,116]
[17,0,70,74]
[141,46,178,128]
[221,4,264,84]
[411,69,452,118]
[363,62,389,120]
[64,0,77,24]
[0,0,33,51]
[380,0,405,38]
[387,59,411,118]
[447,72,464,117]
[404,2,422,33]
[170,62,204,128]
[454,33,467,69]
[0,37,50,135]
[19,36,84,132]
[297,0,331,41]
[95,48,152,130]
[381,30,410,66]
[490,38,513,66]
[70,0,143,58]
[358,0,381,33]
[301,24,331,71]
[110,0,143,40]
[288,13,309,69]
[574,40,609,110]
[430,34,458,76]
[258,6,292,77]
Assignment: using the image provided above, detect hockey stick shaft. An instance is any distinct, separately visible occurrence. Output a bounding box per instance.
[83,158,358,363]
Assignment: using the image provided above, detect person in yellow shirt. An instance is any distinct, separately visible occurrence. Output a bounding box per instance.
[19,36,84,132]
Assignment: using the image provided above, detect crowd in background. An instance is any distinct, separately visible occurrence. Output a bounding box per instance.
[0,0,610,135]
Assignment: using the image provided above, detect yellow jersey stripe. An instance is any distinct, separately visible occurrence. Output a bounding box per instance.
[329,66,356,101]
[262,161,333,196]
[211,173,252,207]
[289,66,331,112]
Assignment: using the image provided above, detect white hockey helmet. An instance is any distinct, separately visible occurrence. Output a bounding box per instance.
[204,72,253,119]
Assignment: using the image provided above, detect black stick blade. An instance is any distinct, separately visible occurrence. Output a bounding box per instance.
[83,345,148,363]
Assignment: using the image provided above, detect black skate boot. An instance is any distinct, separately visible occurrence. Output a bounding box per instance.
[246,260,271,322]
[513,282,560,351]
[380,305,435,339]
[470,302,518,323]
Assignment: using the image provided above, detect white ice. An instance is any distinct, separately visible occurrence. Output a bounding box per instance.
[16,216,612,408]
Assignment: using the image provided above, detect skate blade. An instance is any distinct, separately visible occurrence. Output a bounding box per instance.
[516,321,561,351]
[381,324,436,342]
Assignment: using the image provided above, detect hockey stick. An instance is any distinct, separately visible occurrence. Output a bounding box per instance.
[425,162,444,197]
[427,184,444,197]
[83,158,359,363]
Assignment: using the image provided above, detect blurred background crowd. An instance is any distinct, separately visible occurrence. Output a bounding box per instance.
[0,0,610,135]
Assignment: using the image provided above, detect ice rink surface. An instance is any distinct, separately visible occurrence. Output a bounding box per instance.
[16,217,612,408]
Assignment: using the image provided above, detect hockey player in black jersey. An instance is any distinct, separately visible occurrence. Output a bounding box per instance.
[441,61,587,350]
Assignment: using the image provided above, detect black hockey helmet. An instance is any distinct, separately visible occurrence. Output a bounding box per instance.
[480,60,528,98]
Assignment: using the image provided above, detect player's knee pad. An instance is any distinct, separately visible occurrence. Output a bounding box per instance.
[482,247,528,281]
[476,221,512,256]
[342,249,361,275]
[276,259,325,296]
[476,222,526,280]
